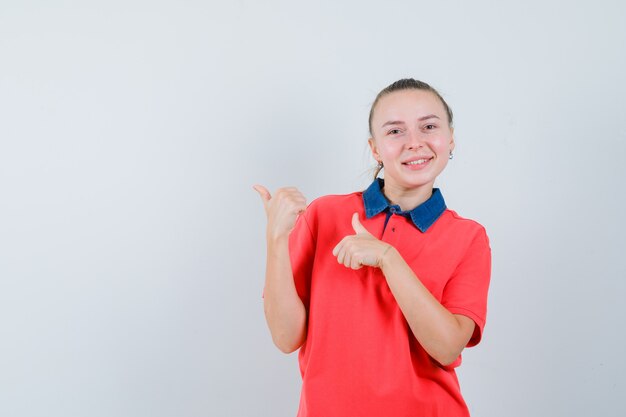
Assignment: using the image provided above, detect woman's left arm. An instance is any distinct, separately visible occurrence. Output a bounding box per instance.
[380,246,475,366]
[333,213,475,366]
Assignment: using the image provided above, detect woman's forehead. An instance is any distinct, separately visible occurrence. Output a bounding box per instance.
[373,90,447,126]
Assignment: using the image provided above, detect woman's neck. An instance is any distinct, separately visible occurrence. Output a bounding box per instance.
[381,180,434,212]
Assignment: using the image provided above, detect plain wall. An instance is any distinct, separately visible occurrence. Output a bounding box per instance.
[1,1,625,416]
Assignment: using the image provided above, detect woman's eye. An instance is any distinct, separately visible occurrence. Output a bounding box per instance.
[424,124,436,130]
[388,129,401,135]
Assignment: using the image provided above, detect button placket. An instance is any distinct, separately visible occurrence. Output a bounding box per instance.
[385,216,400,246]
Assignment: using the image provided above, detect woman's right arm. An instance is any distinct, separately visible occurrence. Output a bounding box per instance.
[254,185,308,354]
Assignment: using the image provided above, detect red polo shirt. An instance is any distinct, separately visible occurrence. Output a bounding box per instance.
[287,179,491,417]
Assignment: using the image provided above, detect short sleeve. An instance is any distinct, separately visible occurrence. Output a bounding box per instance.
[287,211,316,310]
[441,227,492,347]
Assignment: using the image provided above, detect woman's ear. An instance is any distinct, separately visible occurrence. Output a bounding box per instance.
[368,138,380,162]
[449,128,455,152]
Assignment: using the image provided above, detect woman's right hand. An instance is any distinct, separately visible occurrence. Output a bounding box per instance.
[253,184,308,353]
[253,185,307,241]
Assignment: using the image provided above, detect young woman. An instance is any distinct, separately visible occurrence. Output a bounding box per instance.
[254,79,491,417]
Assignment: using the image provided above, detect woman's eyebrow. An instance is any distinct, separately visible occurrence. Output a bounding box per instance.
[381,114,440,128]
[418,114,440,121]
[381,120,405,128]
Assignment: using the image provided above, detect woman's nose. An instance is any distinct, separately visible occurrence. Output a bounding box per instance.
[405,131,424,149]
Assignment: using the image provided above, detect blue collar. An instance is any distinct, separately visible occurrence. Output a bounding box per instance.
[362,178,447,233]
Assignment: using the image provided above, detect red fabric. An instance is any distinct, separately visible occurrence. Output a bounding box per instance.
[288,191,491,417]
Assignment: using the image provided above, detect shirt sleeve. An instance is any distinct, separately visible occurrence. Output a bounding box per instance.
[441,227,492,347]
[287,210,316,310]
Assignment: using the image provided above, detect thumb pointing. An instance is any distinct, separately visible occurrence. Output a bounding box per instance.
[351,212,370,235]
[252,184,271,211]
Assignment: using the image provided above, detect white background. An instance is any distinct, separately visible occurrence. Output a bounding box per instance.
[1,1,625,416]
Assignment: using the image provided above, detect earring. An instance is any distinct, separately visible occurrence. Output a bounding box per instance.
[377,161,384,168]
[449,151,454,160]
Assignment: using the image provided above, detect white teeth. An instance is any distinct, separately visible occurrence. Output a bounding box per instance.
[406,159,427,165]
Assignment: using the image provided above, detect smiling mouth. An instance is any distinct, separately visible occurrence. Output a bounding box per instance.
[403,158,432,165]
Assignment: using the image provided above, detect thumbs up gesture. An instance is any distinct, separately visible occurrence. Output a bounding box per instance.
[253,184,307,241]
[332,213,393,270]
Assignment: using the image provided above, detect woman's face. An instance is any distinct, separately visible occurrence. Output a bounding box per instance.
[369,89,455,193]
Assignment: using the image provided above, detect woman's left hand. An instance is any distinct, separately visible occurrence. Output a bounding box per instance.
[332,213,392,269]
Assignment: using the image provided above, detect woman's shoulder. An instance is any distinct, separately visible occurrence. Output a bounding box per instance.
[438,208,489,240]
[309,190,362,207]
[305,190,364,215]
